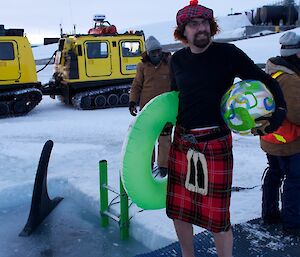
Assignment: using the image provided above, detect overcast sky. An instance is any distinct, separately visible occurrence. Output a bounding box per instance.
[1,0,275,43]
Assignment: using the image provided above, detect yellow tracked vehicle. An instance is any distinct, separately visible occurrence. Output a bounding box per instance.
[43,15,145,109]
[0,25,42,117]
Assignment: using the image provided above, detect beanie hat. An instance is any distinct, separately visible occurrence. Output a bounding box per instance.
[145,36,162,52]
[279,31,300,57]
[176,0,213,26]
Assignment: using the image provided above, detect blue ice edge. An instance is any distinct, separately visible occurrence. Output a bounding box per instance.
[0,178,174,251]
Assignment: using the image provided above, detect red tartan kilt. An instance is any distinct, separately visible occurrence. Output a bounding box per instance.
[166,126,233,233]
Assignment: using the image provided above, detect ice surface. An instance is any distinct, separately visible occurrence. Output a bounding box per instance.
[0,196,149,257]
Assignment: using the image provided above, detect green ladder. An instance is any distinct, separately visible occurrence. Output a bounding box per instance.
[99,160,129,240]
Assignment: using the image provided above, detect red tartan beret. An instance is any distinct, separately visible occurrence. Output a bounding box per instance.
[176,0,214,26]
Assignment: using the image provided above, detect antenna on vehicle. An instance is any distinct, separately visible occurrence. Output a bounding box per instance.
[60,23,63,37]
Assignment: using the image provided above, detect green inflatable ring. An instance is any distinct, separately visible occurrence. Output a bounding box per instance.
[121,91,179,210]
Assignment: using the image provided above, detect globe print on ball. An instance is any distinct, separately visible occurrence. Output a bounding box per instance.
[221,80,275,135]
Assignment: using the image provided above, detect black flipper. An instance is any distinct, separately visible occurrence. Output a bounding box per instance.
[19,140,63,237]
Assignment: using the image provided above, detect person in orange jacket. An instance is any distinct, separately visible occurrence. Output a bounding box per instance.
[129,36,172,177]
[259,31,300,235]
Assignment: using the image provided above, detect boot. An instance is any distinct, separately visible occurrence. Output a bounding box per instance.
[262,212,281,225]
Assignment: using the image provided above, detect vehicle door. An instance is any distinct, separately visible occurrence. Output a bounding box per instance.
[84,40,112,77]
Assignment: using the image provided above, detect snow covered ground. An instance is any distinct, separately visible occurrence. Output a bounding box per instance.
[0,90,267,250]
[1,18,300,254]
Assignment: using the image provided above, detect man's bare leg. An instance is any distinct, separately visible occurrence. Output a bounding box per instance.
[213,228,233,257]
[173,219,195,257]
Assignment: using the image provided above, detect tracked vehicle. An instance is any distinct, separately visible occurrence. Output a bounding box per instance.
[0,25,42,118]
[43,15,145,110]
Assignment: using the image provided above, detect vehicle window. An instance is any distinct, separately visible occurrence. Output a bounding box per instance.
[121,41,141,57]
[86,42,108,59]
[0,42,14,60]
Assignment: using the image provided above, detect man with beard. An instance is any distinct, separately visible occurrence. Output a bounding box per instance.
[166,1,287,257]
[260,31,300,235]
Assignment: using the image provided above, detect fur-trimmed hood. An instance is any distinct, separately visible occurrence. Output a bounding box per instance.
[266,56,300,76]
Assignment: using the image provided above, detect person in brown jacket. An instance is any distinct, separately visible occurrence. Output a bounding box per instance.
[260,31,300,235]
[129,36,171,177]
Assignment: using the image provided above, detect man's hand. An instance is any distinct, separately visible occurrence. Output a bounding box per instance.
[251,114,271,136]
[251,107,286,136]
[129,101,138,116]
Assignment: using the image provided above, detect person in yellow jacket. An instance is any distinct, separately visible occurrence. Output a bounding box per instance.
[259,31,300,235]
[129,36,171,177]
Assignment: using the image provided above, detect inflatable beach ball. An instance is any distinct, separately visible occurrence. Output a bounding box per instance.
[221,80,275,135]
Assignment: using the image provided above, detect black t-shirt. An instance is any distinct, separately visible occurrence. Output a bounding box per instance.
[170,42,286,129]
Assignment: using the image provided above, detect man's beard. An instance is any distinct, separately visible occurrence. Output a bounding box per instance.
[193,31,211,48]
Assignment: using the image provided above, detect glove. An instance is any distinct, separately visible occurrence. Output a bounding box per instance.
[161,122,173,136]
[129,101,138,116]
[252,107,287,136]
